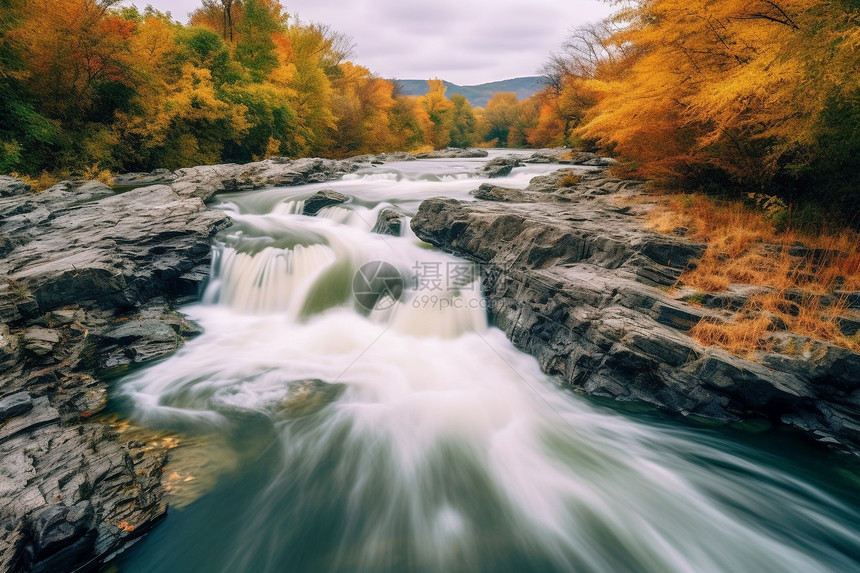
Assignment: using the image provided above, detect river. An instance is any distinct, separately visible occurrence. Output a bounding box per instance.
[108,152,860,572]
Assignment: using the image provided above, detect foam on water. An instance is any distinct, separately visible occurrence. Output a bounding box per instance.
[116,155,860,573]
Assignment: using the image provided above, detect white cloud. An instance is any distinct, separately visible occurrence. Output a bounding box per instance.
[123,0,613,84]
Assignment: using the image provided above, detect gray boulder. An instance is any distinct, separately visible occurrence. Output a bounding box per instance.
[302,189,350,216]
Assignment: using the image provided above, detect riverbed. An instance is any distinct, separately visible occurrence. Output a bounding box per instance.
[108,152,860,573]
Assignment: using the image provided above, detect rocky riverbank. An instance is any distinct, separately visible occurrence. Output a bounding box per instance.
[2,149,858,571]
[411,168,860,455]
[0,155,377,571]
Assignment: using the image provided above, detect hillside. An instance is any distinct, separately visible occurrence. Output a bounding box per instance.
[395,76,545,107]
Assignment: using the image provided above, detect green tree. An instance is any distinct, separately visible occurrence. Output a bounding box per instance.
[235,0,285,82]
[449,94,478,148]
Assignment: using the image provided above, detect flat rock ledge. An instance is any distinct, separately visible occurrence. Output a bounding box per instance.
[411,170,860,455]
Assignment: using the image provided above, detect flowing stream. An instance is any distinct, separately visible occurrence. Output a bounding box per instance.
[111,152,860,572]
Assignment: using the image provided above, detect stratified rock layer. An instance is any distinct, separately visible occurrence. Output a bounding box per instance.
[411,171,860,454]
[0,174,233,570]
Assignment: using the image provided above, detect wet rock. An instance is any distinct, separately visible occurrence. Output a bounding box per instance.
[371,208,404,236]
[302,189,350,216]
[0,392,32,422]
[482,156,524,178]
[415,148,488,159]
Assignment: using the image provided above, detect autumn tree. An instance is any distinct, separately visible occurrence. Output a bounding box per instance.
[329,62,398,155]
[576,0,860,198]
[479,92,522,147]
[192,0,242,43]
[420,79,454,148]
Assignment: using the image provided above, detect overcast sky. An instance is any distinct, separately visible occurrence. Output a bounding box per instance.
[123,1,613,85]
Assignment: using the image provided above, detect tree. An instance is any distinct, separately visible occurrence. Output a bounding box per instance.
[575,0,860,193]
[449,94,478,148]
[480,92,521,147]
[421,79,454,148]
[234,0,285,81]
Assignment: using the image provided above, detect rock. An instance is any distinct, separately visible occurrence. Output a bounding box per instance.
[415,148,488,159]
[582,157,617,167]
[0,161,227,570]
[47,309,84,327]
[522,149,573,164]
[101,319,181,367]
[837,316,860,337]
[482,156,524,178]
[411,170,860,455]
[112,168,176,188]
[23,328,60,357]
[0,325,19,371]
[371,208,404,236]
[171,157,361,201]
[0,175,30,197]
[302,189,350,216]
[23,502,96,570]
[0,392,33,422]
[471,183,529,203]
[2,185,229,314]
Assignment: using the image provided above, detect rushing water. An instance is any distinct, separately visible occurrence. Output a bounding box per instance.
[110,152,860,573]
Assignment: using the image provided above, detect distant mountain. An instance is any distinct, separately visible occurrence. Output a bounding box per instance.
[394,76,546,108]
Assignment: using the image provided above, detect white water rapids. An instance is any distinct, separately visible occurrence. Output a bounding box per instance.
[114,152,860,573]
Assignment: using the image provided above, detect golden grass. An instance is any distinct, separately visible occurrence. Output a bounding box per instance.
[558,172,582,187]
[646,193,860,355]
[11,171,61,192]
[81,164,114,186]
[11,164,113,191]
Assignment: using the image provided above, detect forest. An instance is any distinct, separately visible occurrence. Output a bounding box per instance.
[0,0,858,224]
[0,0,508,177]
[532,0,859,225]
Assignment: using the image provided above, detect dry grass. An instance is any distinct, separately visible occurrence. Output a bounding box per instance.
[81,164,114,186]
[646,193,860,354]
[11,171,61,192]
[558,172,582,187]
